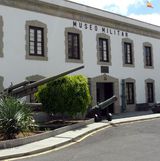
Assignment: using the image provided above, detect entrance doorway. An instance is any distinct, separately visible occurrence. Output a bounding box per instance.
[96,82,114,114]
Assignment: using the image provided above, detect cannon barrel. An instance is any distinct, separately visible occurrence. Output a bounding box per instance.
[91,95,117,110]
[21,65,84,90]
[1,65,84,98]
[4,81,30,92]
[98,95,117,110]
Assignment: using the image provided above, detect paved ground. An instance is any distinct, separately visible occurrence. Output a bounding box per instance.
[1,110,160,160]
[12,118,160,161]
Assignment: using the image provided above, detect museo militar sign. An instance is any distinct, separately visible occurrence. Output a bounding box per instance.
[73,21,129,37]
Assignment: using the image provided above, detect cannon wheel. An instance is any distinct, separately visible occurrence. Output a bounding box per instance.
[94,114,102,122]
[106,113,112,121]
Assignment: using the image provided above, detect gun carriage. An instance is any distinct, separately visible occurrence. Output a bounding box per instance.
[87,95,117,122]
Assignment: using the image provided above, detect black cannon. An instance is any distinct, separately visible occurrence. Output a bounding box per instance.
[87,95,117,122]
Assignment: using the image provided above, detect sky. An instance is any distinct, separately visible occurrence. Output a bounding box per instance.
[69,0,160,26]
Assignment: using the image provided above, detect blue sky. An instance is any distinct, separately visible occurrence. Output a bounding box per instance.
[128,0,159,14]
[69,0,160,26]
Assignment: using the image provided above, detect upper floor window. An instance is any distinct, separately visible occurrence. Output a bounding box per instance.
[96,33,111,65]
[124,42,132,64]
[68,32,80,59]
[122,38,134,67]
[126,82,134,104]
[143,42,153,68]
[25,20,48,61]
[145,46,152,66]
[99,38,109,62]
[29,26,44,56]
[65,27,83,63]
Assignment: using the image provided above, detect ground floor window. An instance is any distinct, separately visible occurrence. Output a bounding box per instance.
[147,82,154,103]
[126,82,134,104]
[0,76,4,92]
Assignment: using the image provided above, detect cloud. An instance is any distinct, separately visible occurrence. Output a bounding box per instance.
[129,13,160,26]
[69,0,160,26]
[69,0,145,15]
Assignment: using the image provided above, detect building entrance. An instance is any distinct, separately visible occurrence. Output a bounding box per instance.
[96,82,114,114]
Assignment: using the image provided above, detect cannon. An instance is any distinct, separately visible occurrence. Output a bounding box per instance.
[0,65,84,98]
[87,95,117,122]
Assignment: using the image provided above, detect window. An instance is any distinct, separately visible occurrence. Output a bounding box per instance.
[25,20,48,61]
[124,78,136,111]
[145,46,152,66]
[0,76,4,93]
[126,82,134,104]
[65,27,83,63]
[122,38,134,67]
[124,42,132,64]
[143,42,153,68]
[29,26,44,56]
[0,16,3,58]
[26,75,45,103]
[99,38,109,62]
[147,82,154,103]
[68,32,80,59]
[96,33,111,65]
[28,81,36,103]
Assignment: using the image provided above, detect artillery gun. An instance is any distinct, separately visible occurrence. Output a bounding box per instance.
[87,95,117,122]
[0,65,116,122]
[0,66,84,98]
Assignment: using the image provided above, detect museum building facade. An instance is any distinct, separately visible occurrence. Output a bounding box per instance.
[0,0,160,113]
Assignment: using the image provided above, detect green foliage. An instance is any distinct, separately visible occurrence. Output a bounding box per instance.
[35,75,91,117]
[0,97,35,140]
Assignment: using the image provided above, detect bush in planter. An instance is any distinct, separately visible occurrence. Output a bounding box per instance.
[35,75,91,118]
[0,97,35,140]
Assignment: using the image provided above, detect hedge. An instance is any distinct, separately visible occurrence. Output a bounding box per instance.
[35,75,91,118]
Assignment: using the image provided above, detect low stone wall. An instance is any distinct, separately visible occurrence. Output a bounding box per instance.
[0,119,94,149]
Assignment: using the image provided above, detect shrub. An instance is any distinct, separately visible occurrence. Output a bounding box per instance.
[0,97,35,140]
[35,75,91,118]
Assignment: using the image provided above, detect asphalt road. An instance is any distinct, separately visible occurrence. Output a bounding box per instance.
[15,119,160,161]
